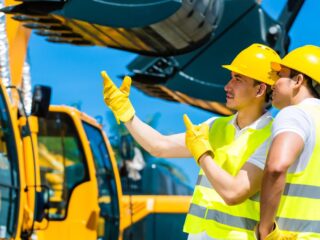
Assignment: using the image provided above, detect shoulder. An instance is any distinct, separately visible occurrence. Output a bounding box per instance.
[275,105,303,118]
[274,105,310,124]
[273,105,312,142]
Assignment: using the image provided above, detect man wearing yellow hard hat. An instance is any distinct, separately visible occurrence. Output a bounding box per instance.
[257,45,320,239]
[102,43,280,239]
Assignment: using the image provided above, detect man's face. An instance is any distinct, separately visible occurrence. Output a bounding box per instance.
[224,72,261,110]
[271,67,295,109]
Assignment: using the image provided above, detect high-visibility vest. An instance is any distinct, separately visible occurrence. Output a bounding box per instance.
[276,104,320,238]
[183,115,272,239]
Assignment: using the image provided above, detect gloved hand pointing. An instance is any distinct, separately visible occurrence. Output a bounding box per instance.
[183,114,213,163]
[102,71,135,124]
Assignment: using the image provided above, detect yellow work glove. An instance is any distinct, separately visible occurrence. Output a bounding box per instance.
[255,223,297,240]
[102,71,135,124]
[183,114,213,163]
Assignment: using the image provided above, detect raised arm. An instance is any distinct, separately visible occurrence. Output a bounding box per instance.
[102,71,191,158]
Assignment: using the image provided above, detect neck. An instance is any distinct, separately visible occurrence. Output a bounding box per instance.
[236,104,265,129]
[291,88,315,105]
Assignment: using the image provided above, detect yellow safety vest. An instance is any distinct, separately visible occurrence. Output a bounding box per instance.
[276,104,320,238]
[183,115,272,239]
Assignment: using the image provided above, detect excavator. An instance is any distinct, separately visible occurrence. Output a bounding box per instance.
[0,1,191,240]
[0,0,305,239]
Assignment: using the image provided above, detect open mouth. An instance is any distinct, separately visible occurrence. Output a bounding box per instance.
[226,93,234,100]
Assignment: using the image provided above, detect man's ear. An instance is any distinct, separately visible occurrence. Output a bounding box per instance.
[293,74,305,89]
[256,83,267,97]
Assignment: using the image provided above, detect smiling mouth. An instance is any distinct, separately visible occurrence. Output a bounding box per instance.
[226,93,234,99]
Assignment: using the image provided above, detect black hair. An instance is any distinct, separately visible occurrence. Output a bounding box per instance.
[289,69,320,98]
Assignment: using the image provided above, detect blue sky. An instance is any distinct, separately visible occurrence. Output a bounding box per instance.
[28,0,320,186]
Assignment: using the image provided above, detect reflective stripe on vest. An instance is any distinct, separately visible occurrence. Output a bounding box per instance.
[276,104,320,237]
[183,115,272,238]
[189,203,206,218]
[206,209,257,230]
[277,217,320,233]
[283,183,320,199]
[188,203,258,230]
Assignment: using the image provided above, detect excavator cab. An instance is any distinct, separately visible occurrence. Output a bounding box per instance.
[36,106,126,240]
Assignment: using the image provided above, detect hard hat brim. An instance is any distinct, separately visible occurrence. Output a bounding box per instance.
[222,64,245,76]
[222,64,274,85]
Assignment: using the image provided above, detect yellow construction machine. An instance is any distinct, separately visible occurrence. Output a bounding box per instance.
[0,1,191,239]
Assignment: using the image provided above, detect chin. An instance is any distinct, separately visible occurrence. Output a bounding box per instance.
[226,103,237,111]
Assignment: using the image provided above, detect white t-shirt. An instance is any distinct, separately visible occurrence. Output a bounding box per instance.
[272,98,320,173]
[204,111,273,170]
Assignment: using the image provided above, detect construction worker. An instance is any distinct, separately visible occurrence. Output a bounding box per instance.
[102,43,280,239]
[258,45,320,239]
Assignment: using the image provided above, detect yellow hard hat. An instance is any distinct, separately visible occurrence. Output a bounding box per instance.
[271,45,320,84]
[222,43,281,85]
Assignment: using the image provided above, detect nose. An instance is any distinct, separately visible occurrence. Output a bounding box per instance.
[224,78,232,91]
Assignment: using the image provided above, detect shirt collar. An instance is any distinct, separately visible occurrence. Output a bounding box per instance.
[228,111,272,131]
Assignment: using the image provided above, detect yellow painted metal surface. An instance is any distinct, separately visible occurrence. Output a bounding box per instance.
[121,195,191,229]
[18,116,41,233]
[0,3,36,234]
[5,0,31,88]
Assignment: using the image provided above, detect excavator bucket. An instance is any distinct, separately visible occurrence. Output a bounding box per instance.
[2,0,224,56]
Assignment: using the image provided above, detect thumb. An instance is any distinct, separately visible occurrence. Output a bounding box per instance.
[101,71,116,90]
[120,76,132,95]
[183,114,194,130]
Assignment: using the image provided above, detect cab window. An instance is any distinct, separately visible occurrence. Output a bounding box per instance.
[82,122,119,239]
